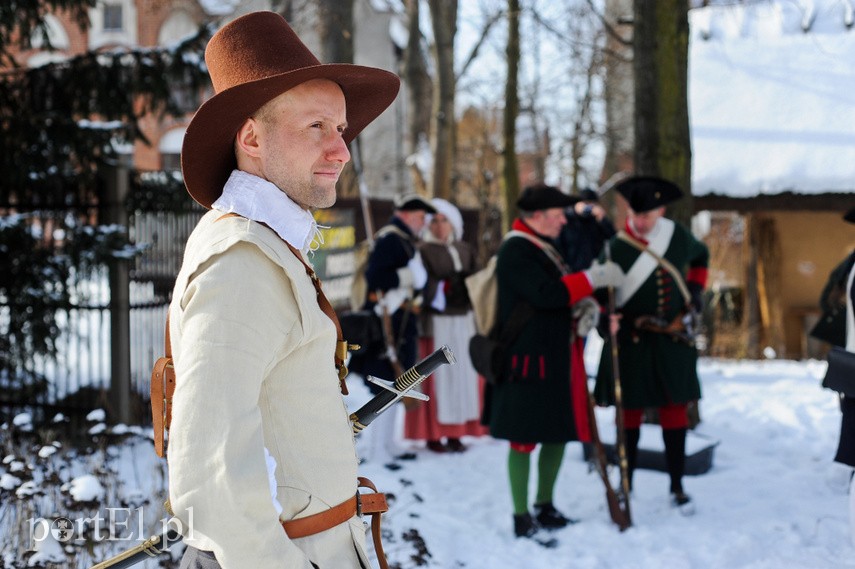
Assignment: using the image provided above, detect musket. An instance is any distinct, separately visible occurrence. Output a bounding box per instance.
[89,346,455,569]
[351,138,411,391]
[604,241,633,527]
[585,391,631,531]
[351,345,456,433]
[595,171,630,199]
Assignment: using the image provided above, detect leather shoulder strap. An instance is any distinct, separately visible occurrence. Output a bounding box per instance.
[506,229,570,275]
[215,212,349,394]
[617,230,691,306]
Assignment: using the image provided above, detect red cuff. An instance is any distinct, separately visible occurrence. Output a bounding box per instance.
[687,267,708,288]
[562,273,593,305]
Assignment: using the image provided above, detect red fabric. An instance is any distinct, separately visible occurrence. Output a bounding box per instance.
[562,272,593,304]
[658,404,689,429]
[622,403,688,429]
[623,408,644,429]
[686,266,708,288]
[403,337,490,441]
[570,336,591,442]
[624,219,648,244]
[512,218,535,235]
[510,442,537,453]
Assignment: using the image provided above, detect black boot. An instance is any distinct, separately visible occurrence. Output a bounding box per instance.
[663,427,695,515]
[513,513,537,538]
[533,502,577,529]
[624,427,640,491]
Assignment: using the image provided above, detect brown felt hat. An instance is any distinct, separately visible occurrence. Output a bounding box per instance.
[181,11,400,208]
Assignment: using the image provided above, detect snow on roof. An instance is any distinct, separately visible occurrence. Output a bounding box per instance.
[689,0,855,198]
[197,0,239,17]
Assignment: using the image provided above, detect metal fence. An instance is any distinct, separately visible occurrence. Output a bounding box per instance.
[0,169,203,422]
[1,174,492,423]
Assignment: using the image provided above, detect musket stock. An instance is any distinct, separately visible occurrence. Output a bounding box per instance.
[604,242,633,528]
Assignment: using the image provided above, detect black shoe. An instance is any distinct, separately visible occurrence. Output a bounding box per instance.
[670,491,696,516]
[513,513,537,538]
[534,502,577,529]
[426,440,448,453]
[446,438,467,452]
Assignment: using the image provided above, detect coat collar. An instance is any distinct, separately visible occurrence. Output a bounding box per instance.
[212,170,320,252]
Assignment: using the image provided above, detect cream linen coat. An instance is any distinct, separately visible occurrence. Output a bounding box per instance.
[168,211,368,568]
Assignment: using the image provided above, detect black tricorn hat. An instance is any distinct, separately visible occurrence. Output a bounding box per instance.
[517,183,579,211]
[615,176,683,213]
[845,207,855,224]
[394,193,437,214]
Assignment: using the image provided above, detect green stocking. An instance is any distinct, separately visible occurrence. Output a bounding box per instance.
[535,442,566,505]
[508,447,532,515]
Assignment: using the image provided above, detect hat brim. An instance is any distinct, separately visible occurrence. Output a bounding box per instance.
[615,176,683,213]
[181,64,400,208]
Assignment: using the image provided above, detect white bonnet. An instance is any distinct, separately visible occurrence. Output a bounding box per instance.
[429,198,464,241]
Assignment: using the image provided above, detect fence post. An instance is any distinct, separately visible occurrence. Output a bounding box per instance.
[103,158,133,424]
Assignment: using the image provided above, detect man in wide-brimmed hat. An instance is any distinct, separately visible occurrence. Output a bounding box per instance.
[166,11,399,569]
[592,175,709,516]
[481,183,624,539]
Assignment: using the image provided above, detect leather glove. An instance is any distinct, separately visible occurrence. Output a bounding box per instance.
[572,297,601,337]
[688,281,704,313]
[584,260,624,289]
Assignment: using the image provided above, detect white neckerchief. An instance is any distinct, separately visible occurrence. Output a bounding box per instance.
[211,170,324,254]
[616,217,675,307]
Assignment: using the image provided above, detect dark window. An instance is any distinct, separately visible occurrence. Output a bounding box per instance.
[161,153,181,172]
[103,4,123,31]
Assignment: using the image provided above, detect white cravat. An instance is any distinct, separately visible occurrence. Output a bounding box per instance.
[211,170,323,253]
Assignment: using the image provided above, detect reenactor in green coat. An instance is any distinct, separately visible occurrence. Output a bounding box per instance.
[593,176,709,515]
[482,184,623,540]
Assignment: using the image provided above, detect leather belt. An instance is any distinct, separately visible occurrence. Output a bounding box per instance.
[280,477,389,569]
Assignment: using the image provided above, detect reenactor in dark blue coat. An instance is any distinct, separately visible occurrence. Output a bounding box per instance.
[360,194,436,462]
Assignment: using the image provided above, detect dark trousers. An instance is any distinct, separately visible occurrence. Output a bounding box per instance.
[180,547,221,569]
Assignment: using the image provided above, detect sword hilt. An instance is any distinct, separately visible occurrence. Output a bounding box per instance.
[350,346,455,433]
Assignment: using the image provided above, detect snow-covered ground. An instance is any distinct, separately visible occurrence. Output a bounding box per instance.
[2,353,853,568]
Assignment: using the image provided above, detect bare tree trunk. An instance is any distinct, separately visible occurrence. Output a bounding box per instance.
[316,0,358,198]
[403,0,432,159]
[633,0,692,226]
[502,0,521,230]
[428,0,458,200]
[743,214,761,359]
[602,0,634,188]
